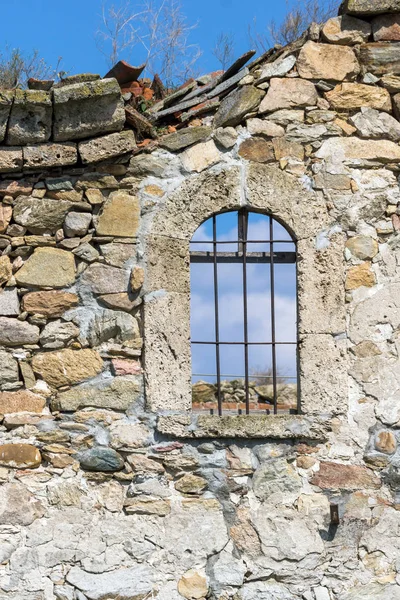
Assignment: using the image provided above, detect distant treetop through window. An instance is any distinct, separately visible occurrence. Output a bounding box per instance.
[190,209,298,416]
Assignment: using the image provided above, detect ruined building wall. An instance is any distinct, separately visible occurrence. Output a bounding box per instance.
[1,1,400,598]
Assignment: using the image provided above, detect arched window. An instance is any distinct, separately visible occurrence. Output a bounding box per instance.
[190,209,298,416]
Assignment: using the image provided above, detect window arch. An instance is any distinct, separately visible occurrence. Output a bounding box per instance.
[190,209,298,416]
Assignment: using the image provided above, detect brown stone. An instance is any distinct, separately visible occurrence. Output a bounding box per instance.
[143,184,164,197]
[375,431,397,454]
[259,78,318,113]
[178,570,208,600]
[0,204,12,233]
[126,453,164,473]
[346,236,378,260]
[273,137,305,161]
[175,474,208,494]
[15,248,76,289]
[372,13,400,40]
[345,262,376,290]
[124,498,171,516]
[381,74,400,93]
[297,455,317,469]
[130,265,144,292]
[22,290,79,317]
[311,462,380,490]
[0,256,12,286]
[95,191,140,238]
[0,443,41,468]
[297,41,360,81]
[322,15,371,44]
[359,42,400,75]
[238,138,274,163]
[98,292,139,312]
[31,349,103,388]
[0,390,46,414]
[325,83,392,112]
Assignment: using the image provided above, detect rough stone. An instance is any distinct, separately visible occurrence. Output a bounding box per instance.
[359,42,400,75]
[78,130,136,164]
[39,320,80,349]
[0,147,23,173]
[213,126,238,148]
[214,85,265,128]
[375,430,397,454]
[0,390,45,413]
[0,90,13,143]
[63,211,92,237]
[342,583,400,599]
[53,78,125,141]
[22,290,79,316]
[0,256,12,287]
[316,136,400,165]
[246,118,284,137]
[273,137,305,161]
[0,288,20,316]
[346,235,378,259]
[311,462,380,489]
[0,350,19,390]
[372,13,400,39]
[0,483,44,526]
[325,82,392,111]
[110,420,151,449]
[175,474,208,494]
[0,203,12,233]
[79,447,124,472]
[258,55,296,82]
[124,498,171,516]
[180,140,220,172]
[13,197,73,234]
[98,292,139,312]
[66,565,153,599]
[297,41,360,81]
[15,247,76,288]
[95,191,140,237]
[322,15,371,44]
[253,458,302,501]
[32,349,103,388]
[7,89,52,145]
[178,570,208,600]
[344,0,400,14]
[160,126,212,151]
[0,317,39,346]
[381,73,400,92]
[55,376,141,411]
[259,78,318,113]
[346,262,376,289]
[80,263,129,294]
[350,107,400,141]
[128,153,169,177]
[0,443,41,468]
[23,142,77,169]
[238,137,275,163]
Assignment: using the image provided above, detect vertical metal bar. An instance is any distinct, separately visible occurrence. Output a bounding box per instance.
[213,215,222,416]
[295,239,300,415]
[240,209,250,415]
[269,217,278,415]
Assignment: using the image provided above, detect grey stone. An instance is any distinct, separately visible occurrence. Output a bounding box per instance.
[40,320,80,349]
[359,42,400,76]
[57,73,100,87]
[258,55,297,83]
[13,197,73,234]
[79,447,124,472]
[0,288,20,316]
[128,154,168,177]
[342,583,400,599]
[0,483,44,526]
[80,263,130,294]
[160,126,212,151]
[214,85,265,128]
[344,0,400,15]
[0,147,23,173]
[66,565,154,599]
[259,78,318,113]
[72,243,100,263]
[23,142,77,169]
[54,375,141,411]
[53,78,125,141]
[372,13,400,40]
[350,107,400,141]
[78,130,136,164]
[63,211,92,237]
[0,91,14,142]
[6,89,52,145]
[266,109,305,125]
[241,581,299,600]
[213,126,238,148]
[0,349,19,390]
[45,177,74,191]
[252,458,302,502]
[0,317,39,346]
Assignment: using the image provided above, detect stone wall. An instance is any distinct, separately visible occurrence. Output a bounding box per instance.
[1,1,400,598]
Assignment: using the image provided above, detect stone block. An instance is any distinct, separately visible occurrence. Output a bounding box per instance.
[0,204,12,233]
[259,78,318,113]
[359,42,400,75]
[238,138,275,163]
[7,89,52,145]
[0,147,23,173]
[79,447,124,472]
[160,126,212,151]
[258,55,296,82]
[0,390,46,413]
[66,565,154,600]
[0,350,19,390]
[344,0,400,14]
[0,317,39,346]
[350,107,400,141]
[311,461,380,489]
[0,288,19,316]
[13,197,73,234]
[372,13,400,40]
[0,91,14,142]
[0,444,41,468]
[0,256,12,286]
[32,349,103,388]
[78,130,136,164]
[297,41,360,81]
[16,247,76,289]
[214,85,265,128]
[246,118,284,137]
[63,211,92,237]
[53,78,125,141]
[316,136,400,166]
[325,82,392,111]
[145,235,189,293]
[180,140,220,173]
[23,142,77,169]
[54,375,141,411]
[22,290,78,317]
[322,15,371,44]
[80,263,129,294]
[95,191,139,237]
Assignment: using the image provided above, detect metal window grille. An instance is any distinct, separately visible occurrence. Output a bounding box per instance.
[190,208,299,416]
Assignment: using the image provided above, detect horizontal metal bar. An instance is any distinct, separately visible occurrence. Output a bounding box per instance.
[191,341,297,345]
[193,374,297,379]
[190,239,295,244]
[190,251,296,264]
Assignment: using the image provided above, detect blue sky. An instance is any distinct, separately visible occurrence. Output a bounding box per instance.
[1,0,293,79]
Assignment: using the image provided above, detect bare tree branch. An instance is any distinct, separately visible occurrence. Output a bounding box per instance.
[212,32,235,71]
[0,47,64,89]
